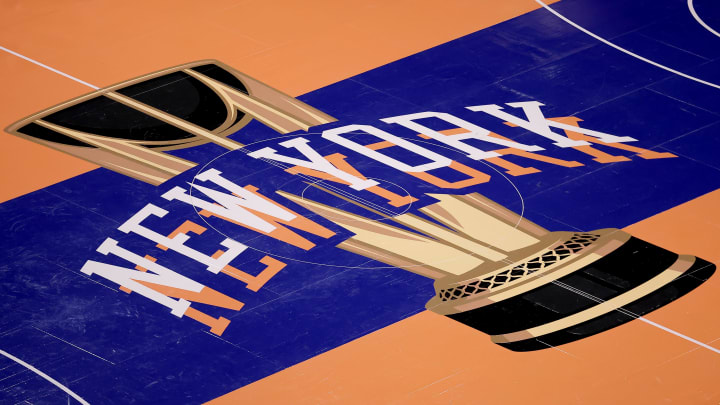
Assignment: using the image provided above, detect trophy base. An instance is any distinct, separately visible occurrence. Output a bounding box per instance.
[495,256,714,351]
[434,233,715,351]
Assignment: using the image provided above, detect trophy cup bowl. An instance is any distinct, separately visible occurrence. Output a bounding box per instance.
[5,60,335,185]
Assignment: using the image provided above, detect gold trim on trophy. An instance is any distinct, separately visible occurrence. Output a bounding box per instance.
[279,186,715,351]
[6,60,336,185]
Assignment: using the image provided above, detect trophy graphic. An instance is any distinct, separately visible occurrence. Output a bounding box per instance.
[7,60,715,351]
[278,188,715,351]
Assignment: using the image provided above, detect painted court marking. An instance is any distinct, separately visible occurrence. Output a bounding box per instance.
[189,135,528,270]
[535,0,720,90]
[688,0,720,39]
[0,45,99,89]
[553,278,720,355]
[31,327,115,365]
[0,349,90,405]
[638,316,720,355]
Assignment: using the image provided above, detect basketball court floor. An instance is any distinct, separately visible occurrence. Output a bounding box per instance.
[1,0,720,403]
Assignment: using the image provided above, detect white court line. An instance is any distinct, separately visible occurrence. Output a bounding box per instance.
[552,278,720,355]
[688,0,720,39]
[0,349,90,405]
[534,0,720,90]
[536,0,720,355]
[0,45,99,89]
[552,279,720,355]
[31,327,115,365]
[638,317,720,355]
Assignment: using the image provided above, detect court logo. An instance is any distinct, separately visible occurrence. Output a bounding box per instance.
[6,60,715,351]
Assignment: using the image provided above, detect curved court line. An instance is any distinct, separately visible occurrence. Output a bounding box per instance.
[189,133,527,270]
[688,0,720,39]
[0,349,90,405]
[534,0,720,90]
[535,0,720,356]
